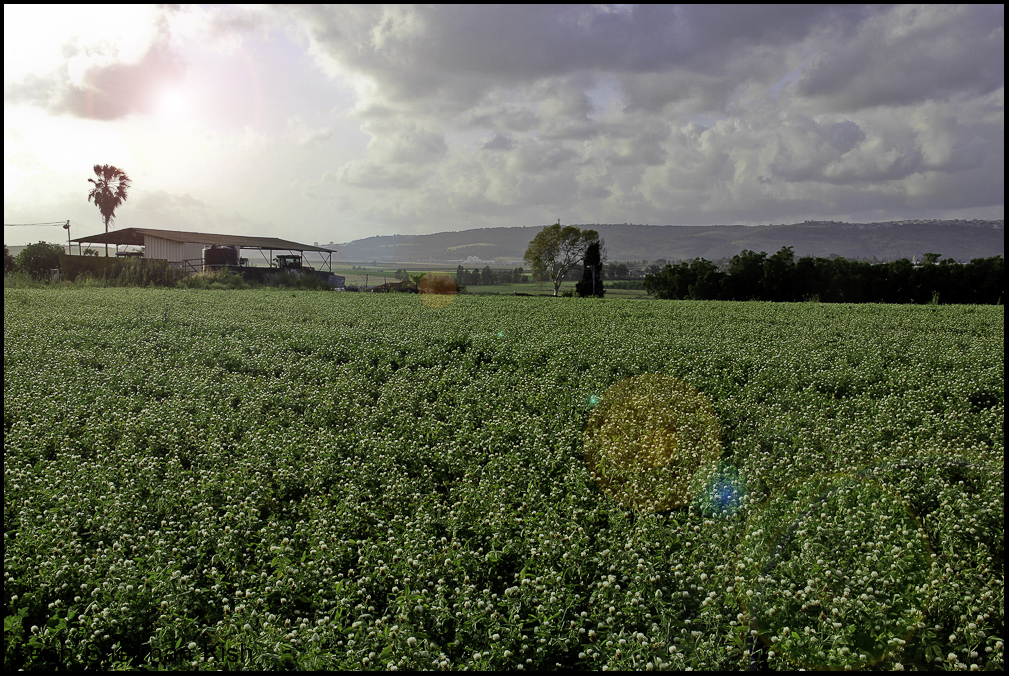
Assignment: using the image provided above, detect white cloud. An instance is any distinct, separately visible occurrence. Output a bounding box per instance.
[286,116,333,147]
[4,5,1003,244]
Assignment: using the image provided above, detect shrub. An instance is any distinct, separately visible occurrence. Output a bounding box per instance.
[264,271,331,291]
[263,271,299,288]
[15,242,64,280]
[2,270,45,288]
[177,269,250,290]
[4,245,15,274]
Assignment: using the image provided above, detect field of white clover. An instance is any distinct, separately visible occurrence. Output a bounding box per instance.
[3,287,1004,671]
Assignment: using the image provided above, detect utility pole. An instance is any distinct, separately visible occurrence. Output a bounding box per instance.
[62,220,71,254]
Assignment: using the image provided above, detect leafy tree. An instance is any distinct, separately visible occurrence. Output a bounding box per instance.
[725,250,767,300]
[643,258,722,300]
[605,261,630,279]
[643,262,685,299]
[880,258,914,303]
[15,241,64,280]
[794,256,826,301]
[967,256,1004,305]
[762,246,797,301]
[4,245,15,274]
[87,164,131,256]
[576,240,605,298]
[524,223,600,297]
[687,258,723,299]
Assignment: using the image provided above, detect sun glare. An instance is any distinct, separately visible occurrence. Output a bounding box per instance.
[154,86,190,121]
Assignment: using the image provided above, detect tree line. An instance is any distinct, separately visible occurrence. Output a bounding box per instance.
[393,266,529,286]
[454,266,529,286]
[643,247,1004,304]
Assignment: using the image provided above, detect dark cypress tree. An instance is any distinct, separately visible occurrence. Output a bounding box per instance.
[576,240,605,297]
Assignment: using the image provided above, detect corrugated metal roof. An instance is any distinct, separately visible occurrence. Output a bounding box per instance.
[72,227,337,253]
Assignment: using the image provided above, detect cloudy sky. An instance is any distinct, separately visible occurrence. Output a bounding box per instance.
[4,4,1004,247]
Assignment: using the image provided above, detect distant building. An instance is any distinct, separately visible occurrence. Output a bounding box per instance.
[72,227,337,273]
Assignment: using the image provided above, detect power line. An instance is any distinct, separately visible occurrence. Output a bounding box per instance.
[4,221,67,227]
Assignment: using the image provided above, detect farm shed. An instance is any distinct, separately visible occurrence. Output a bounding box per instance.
[72,227,338,273]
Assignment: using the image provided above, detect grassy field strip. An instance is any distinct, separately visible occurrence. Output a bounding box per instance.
[3,288,1003,670]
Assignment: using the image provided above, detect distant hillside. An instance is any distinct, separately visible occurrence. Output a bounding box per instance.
[329,220,1003,264]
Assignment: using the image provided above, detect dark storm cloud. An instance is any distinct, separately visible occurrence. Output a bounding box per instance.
[5,41,185,120]
[481,134,516,151]
[796,5,1004,110]
[292,5,872,113]
[285,4,1002,225]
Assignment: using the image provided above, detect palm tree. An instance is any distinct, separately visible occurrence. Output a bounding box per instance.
[87,164,131,257]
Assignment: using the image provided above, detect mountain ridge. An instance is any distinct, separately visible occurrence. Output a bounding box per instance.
[328,220,1004,265]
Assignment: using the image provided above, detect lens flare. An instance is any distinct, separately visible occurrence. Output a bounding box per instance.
[418,272,457,309]
[583,374,721,512]
[693,461,747,517]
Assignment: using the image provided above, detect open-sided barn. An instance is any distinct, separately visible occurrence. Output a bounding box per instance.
[71,227,338,275]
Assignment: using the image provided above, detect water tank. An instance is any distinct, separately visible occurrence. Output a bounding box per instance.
[203,245,240,269]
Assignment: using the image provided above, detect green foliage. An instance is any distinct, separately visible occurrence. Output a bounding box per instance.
[178,269,251,290]
[3,270,46,289]
[524,223,600,296]
[264,271,333,291]
[87,164,131,248]
[4,245,16,274]
[575,241,605,298]
[3,290,1004,671]
[644,247,1005,304]
[174,270,333,292]
[14,241,64,280]
[59,256,187,287]
[456,266,526,287]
